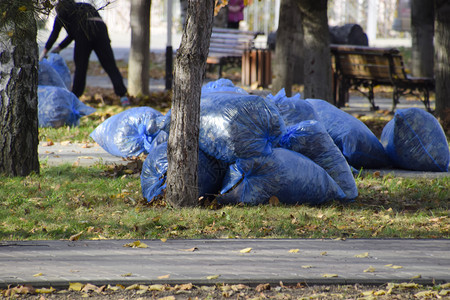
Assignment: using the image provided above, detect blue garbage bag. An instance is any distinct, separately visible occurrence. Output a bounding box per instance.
[201,78,248,95]
[381,108,449,172]
[279,120,358,200]
[38,85,96,128]
[266,88,317,126]
[141,142,228,202]
[200,92,286,163]
[219,148,347,205]
[306,99,389,169]
[90,107,163,157]
[157,110,171,134]
[46,53,71,89]
[38,60,67,88]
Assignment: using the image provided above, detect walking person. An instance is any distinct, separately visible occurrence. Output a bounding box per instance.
[40,0,130,106]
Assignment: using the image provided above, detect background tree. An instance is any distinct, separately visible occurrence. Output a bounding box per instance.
[434,0,450,127]
[0,0,53,176]
[297,0,332,102]
[271,0,303,97]
[128,0,151,96]
[411,0,434,78]
[165,0,215,207]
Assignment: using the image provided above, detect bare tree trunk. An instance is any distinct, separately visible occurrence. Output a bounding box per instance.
[297,0,332,102]
[0,17,40,176]
[411,0,434,78]
[128,0,151,96]
[272,0,303,96]
[165,0,215,208]
[434,0,450,127]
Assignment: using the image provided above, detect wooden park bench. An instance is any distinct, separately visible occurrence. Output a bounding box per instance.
[330,44,434,112]
[207,27,259,78]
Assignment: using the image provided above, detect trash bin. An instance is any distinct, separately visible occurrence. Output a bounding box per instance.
[242,49,272,88]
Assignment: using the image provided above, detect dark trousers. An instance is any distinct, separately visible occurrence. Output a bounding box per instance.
[72,22,127,97]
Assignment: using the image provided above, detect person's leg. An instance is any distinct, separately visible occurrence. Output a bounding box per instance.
[93,23,127,97]
[72,38,92,97]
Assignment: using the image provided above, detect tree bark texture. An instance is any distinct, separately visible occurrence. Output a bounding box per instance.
[297,0,333,102]
[0,18,40,176]
[411,0,434,78]
[272,0,303,96]
[434,0,450,125]
[128,0,151,96]
[165,0,215,207]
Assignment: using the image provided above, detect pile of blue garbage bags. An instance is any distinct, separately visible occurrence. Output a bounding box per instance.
[90,79,450,206]
[38,54,96,127]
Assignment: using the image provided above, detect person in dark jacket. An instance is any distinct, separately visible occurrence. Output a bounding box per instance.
[40,0,130,106]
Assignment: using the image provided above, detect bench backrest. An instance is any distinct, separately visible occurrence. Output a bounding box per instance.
[330,44,408,82]
[208,27,257,58]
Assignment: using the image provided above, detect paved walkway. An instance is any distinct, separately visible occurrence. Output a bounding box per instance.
[1,239,449,288]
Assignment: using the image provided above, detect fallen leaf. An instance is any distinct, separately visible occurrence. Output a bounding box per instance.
[174,283,193,291]
[157,296,175,300]
[321,251,328,256]
[240,247,252,253]
[69,282,85,291]
[439,290,450,296]
[269,196,280,206]
[288,249,300,253]
[123,240,148,248]
[442,283,450,289]
[231,284,248,291]
[33,272,44,277]
[410,274,422,279]
[181,247,198,252]
[364,266,376,273]
[35,287,56,294]
[78,156,94,159]
[354,252,369,258]
[43,140,54,147]
[384,264,393,267]
[361,290,374,296]
[391,265,403,269]
[255,283,271,292]
[158,274,170,279]
[69,231,83,241]
[60,140,72,146]
[148,284,165,291]
[415,290,437,298]
[374,290,386,296]
[81,283,99,293]
[160,238,167,242]
[206,274,220,280]
[107,284,125,291]
[121,273,133,277]
[81,143,92,148]
[322,273,338,278]
[302,265,313,269]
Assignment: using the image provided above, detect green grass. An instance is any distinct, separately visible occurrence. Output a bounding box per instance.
[1,164,448,241]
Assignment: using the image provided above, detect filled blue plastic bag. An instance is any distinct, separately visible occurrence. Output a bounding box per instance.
[279,120,358,200]
[140,142,228,202]
[90,107,163,157]
[219,148,346,205]
[200,92,286,163]
[38,60,67,88]
[306,99,389,169]
[381,108,449,172]
[266,88,317,126]
[38,85,96,128]
[201,78,248,95]
[46,53,72,89]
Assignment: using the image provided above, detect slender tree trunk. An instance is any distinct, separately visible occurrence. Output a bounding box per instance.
[272,0,303,96]
[165,0,215,207]
[297,0,332,102]
[128,0,151,96]
[434,0,450,126]
[0,16,40,176]
[411,0,434,78]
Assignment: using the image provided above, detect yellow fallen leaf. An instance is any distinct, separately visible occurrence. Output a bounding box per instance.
[206,274,220,280]
[107,284,125,291]
[125,284,142,290]
[364,266,376,273]
[69,282,85,291]
[181,247,198,252]
[354,252,369,258]
[18,6,27,12]
[302,265,313,269]
[321,251,327,256]
[33,273,43,277]
[441,283,450,289]
[439,290,450,296]
[322,273,338,278]
[36,287,56,294]
[374,290,386,296]
[289,249,300,253]
[81,283,99,293]
[123,240,148,248]
[399,283,418,288]
[69,231,83,241]
[391,265,403,269]
[384,264,393,267]
[158,274,170,279]
[415,290,437,298]
[361,290,374,296]
[240,247,252,253]
[160,238,167,242]
[158,297,175,300]
[121,273,133,277]
[148,284,165,291]
[410,274,422,279]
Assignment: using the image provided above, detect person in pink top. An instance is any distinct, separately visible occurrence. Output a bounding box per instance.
[227,0,245,29]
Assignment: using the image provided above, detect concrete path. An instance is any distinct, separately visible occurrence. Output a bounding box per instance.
[1,239,449,288]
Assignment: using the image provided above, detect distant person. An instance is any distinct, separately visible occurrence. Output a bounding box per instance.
[227,0,244,29]
[40,0,130,106]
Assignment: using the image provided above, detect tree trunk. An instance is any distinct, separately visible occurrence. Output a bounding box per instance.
[272,0,303,96]
[434,0,450,127]
[297,0,333,102]
[165,0,215,208]
[0,16,40,176]
[411,0,434,78]
[128,0,151,96]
